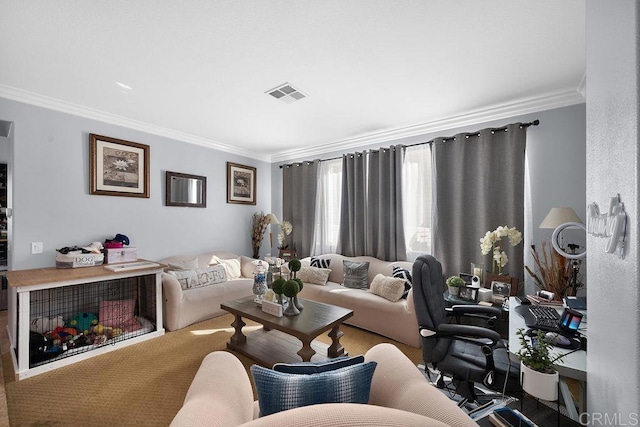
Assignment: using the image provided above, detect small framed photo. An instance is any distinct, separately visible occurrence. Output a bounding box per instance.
[485,273,518,296]
[90,134,150,198]
[457,286,479,303]
[227,162,256,205]
[491,280,512,303]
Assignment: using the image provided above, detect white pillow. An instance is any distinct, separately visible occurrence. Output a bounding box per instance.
[168,265,227,290]
[167,257,199,271]
[210,256,242,280]
[296,266,332,286]
[369,274,406,302]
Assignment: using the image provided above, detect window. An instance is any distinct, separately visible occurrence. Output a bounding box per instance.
[402,144,432,261]
[312,158,343,255]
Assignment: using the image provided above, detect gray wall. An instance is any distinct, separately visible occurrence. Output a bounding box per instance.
[0,97,272,270]
[272,103,587,295]
[586,0,640,420]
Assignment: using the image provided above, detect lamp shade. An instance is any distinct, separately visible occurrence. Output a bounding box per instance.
[264,214,279,225]
[539,207,583,229]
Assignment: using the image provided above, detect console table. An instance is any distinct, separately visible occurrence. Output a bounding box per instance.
[7,261,165,380]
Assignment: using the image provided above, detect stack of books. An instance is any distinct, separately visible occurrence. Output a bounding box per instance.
[525,294,563,307]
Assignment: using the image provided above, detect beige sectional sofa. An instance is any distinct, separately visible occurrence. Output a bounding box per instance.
[159,251,259,331]
[170,343,478,426]
[296,253,420,348]
[159,251,420,348]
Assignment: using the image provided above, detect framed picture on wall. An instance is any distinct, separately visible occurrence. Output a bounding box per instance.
[227,162,256,205]
[90,134,150,198]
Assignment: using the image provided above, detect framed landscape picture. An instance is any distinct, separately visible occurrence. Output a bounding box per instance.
[90,134,150,198]
[227,162,256,205]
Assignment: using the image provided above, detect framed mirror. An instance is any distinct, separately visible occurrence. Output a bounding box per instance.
[165,171,207,208]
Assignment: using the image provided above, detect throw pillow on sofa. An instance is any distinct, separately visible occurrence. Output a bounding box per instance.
[310,256,331,269]
[167,257,199,271]
[168,265,227,290]
[392,266,413,299]
[343,260,370,289]
[210,256,241,279]
[251,361,377,416]
[273,355,365,374]
[369,274,406,302]
[296,265,331,286]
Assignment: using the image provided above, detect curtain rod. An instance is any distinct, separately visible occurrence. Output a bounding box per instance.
[279,119,539,168]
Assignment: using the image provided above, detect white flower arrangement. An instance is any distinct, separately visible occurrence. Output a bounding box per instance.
[277,221,293,248]
[480,225,522,275]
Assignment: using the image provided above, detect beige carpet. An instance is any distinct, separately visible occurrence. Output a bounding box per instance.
[0,312,421,427]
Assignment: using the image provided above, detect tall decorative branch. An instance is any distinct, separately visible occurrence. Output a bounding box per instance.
[251,212,269,259]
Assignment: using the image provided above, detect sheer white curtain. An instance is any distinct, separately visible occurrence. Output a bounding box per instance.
[312,158,343,255]
[402,144,433,261]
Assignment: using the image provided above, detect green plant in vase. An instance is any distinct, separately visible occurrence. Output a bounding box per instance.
[446,275,465,296]
[516,328,566,401]
[292,277,304,310]
[282,280,301,316]
[288,258,302,279]
[271,277,286,305]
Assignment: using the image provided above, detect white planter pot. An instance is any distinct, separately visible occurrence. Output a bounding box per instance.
[520,361,559,401]
[448,285,460,296]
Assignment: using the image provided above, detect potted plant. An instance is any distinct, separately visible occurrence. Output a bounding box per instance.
[445,275,465,296]
[271,277,286,305]
[516,328,566,401]
[282,280,301,316]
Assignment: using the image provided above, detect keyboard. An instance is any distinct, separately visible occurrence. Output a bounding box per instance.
[515,304,561,331]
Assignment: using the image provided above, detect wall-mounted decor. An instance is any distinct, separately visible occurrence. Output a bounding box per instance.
[227,162,256,205]
[166,171,207,208]
[90,134,150,198]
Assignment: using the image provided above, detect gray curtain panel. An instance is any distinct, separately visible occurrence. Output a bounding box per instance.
[366,146,406,261]
[337,146,406,261]
[282,161,319,258]
[336,152,367,257]
[432,123,527,280]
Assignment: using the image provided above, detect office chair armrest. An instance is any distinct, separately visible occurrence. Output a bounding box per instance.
[437,323,501,344]
[447,305,502,318]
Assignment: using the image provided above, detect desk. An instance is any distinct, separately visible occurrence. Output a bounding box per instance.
[508,297,586,422]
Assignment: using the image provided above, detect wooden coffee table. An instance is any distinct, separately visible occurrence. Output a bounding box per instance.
[221,296,354,367]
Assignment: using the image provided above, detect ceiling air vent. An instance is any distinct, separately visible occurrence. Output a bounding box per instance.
[266,83,307,103]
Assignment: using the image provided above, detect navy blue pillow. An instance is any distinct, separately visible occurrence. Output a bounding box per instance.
[392,266,412,299]
[251,361,377,417]
[311,256,331,269]
[273,355,365,374]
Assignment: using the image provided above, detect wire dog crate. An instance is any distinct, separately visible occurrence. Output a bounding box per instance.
[8,262,165,380]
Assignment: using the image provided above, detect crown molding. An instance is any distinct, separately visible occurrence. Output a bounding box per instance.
[270,88,586,163]
[0,84,269,162]
[0,84,585,165]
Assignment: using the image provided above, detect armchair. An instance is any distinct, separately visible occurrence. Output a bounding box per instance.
[412,255,521,404]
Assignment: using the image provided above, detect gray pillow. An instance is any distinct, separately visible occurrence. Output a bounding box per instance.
[342,260,370,289]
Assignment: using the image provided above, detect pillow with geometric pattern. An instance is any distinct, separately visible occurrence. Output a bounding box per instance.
[310,256,331,269]
[251,361,377,417]
[392,266,412,299]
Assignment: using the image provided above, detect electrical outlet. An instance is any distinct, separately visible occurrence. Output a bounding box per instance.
[31,242,43,254]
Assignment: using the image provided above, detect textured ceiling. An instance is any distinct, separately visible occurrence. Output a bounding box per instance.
[0,1,585,161]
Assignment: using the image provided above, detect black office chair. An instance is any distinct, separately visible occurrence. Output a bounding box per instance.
[412,254,521,405]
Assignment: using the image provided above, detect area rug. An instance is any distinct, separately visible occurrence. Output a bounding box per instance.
[1,313,421,427]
